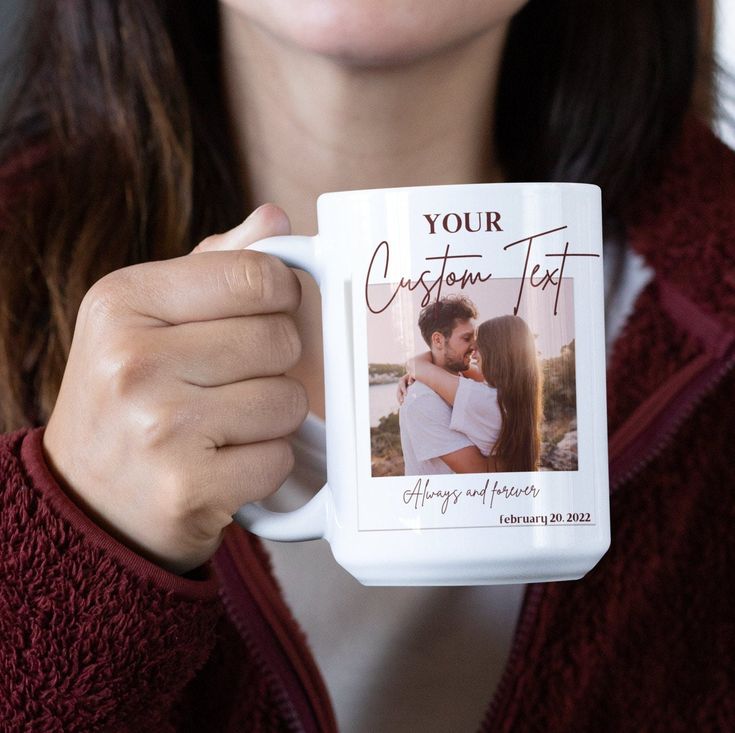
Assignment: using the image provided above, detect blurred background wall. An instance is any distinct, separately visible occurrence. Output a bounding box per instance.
[714,0,735,145]
[0,0,26,113]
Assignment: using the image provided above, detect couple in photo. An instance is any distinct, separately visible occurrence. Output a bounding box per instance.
[398,295,542,475]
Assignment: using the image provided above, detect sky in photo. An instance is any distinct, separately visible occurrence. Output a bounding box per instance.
[366,277,575,364]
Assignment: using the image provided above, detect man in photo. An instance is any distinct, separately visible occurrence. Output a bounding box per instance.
[399,295,482,475]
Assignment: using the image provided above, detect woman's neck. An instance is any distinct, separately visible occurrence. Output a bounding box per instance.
[220,8,507,234]
[219,9,508,416]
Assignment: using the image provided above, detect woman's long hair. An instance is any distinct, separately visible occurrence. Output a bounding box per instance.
[0,0,699,430]
[475,316,542,472]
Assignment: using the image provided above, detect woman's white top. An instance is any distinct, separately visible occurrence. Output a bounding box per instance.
[262,430,524,733]
[450,380,501,457]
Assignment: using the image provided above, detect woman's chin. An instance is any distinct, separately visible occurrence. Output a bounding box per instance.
[261,24,478,69]
[221,0,526,69]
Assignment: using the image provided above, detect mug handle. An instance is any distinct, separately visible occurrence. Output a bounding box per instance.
[233,235,330,541]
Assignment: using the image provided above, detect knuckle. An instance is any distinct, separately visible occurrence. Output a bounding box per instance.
[102,340,162,399]
[135,400,189,450]
[281,377,309,423]
[235,251,302,312]
[283,269,302,312]
[273,315,302,368]
[269,438,295,482]
[245,439,294,501]
[79,274,122,326]
[236,250,275,304]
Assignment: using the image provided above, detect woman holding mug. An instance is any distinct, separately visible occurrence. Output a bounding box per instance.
[0,1,733,731]
[405,315,543,474]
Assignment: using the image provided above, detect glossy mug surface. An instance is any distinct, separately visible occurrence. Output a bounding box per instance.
[235,183,610,586]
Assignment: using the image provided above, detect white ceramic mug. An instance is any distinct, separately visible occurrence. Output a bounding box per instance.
[235,183,610,586]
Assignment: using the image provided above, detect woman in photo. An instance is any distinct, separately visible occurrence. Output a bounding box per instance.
[405,315,542,473]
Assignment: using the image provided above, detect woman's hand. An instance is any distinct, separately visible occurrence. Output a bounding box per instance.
[43,205,307,575]
[396,373,415,405]
[461,362,485,383]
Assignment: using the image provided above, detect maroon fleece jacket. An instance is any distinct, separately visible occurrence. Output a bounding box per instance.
[1,119,734,732]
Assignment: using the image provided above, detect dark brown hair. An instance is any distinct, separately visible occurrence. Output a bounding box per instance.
[495,0,698,218]
[0,1,243,429]
[475,316,542,472]
[418,295,478,346]
[0,0,700,430]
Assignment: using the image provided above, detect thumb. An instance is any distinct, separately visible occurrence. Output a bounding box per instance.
[192,203,291,253]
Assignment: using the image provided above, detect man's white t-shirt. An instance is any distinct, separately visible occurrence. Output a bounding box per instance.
[450,378,502,457]
[399,380,474,475]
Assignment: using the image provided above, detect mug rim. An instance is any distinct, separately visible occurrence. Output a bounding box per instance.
[318,181,601,204]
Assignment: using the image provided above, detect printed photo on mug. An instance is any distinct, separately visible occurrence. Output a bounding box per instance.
[366,277,577,477]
